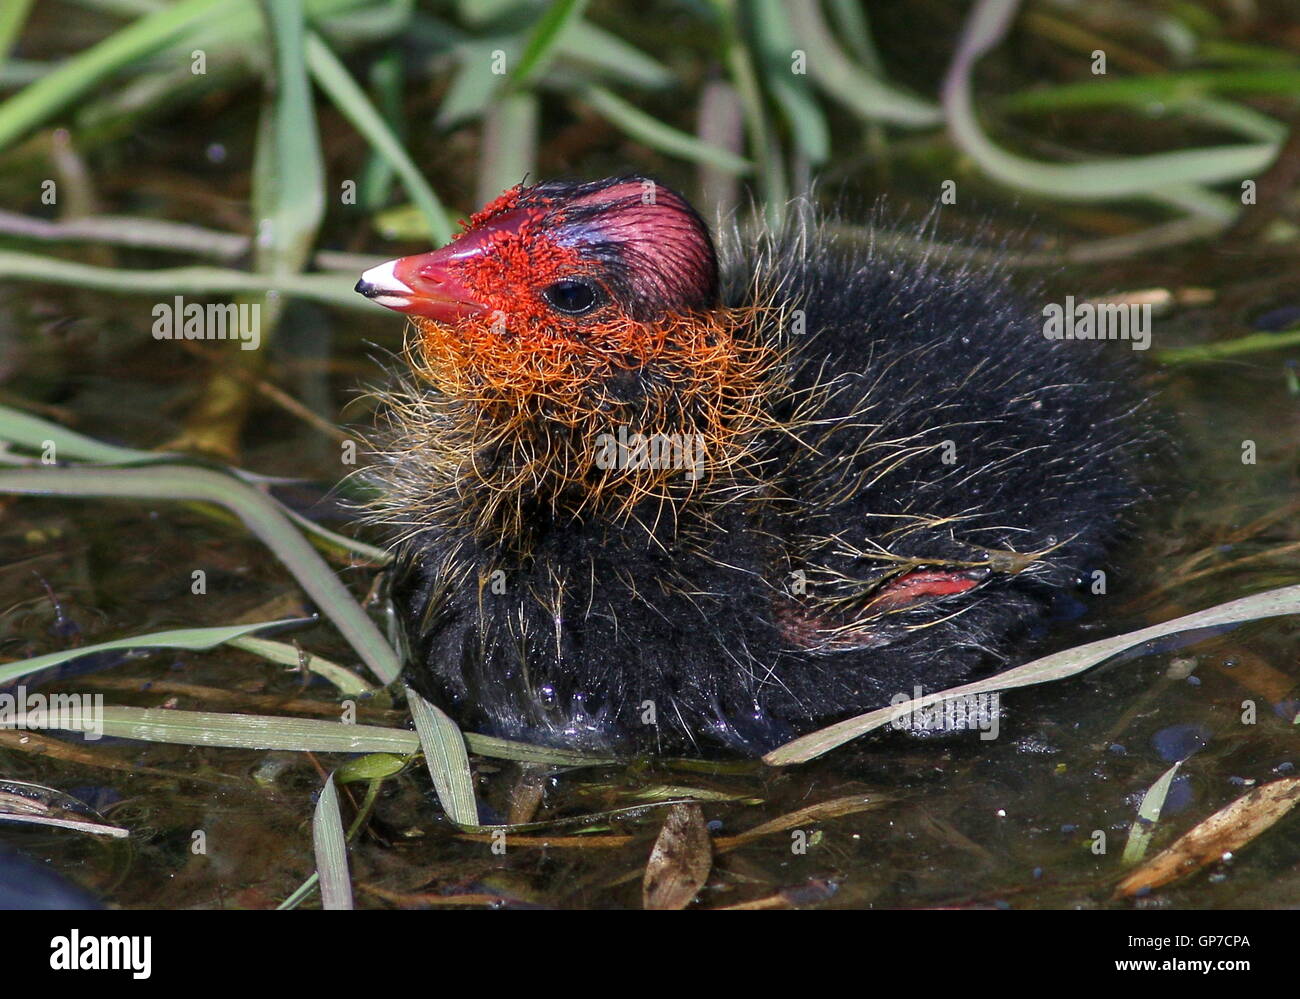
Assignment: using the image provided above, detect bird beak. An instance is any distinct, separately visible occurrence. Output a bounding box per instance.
[355,249,487,322]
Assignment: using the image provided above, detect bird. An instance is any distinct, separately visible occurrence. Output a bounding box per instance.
[354,175,1150,756]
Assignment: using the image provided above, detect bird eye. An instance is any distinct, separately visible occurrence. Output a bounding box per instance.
[542,279,600,316]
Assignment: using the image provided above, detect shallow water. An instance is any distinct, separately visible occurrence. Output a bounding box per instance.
[3,219,1298,909]
[2,1,1298,910]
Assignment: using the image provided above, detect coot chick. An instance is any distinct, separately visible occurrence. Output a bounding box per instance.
[355,176,1148,755]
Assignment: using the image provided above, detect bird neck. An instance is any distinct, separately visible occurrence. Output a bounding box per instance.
[374,307,780,547]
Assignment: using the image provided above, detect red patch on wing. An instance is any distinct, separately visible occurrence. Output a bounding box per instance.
[866,570,981,612]
[775,570,984,652]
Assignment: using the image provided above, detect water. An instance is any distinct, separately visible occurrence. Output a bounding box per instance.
[3,226,1297,908]
[2,1,1298,908]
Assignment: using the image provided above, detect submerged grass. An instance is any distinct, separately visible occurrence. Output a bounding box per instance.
[766,583,1300,765]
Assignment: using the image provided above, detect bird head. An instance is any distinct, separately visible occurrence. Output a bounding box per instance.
[357,175,718,331]
[358,177,775,532]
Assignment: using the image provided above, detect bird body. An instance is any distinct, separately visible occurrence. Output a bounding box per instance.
[356,176,1147,755]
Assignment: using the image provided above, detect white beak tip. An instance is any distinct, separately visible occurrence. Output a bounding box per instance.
[356,259,414,302]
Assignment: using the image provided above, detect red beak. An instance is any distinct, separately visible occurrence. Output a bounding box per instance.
[354,248,487,322]
[356,206,543,321]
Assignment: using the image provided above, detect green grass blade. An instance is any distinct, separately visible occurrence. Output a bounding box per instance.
[0,465,401,684]
[765,582,1300,765]
[824,0,883,73]
[257,0,325,283]
[0,0,34,69]
[0,404,393,566]
[0,619,306,687]
[40,704,614,765]
[580,85,752,175]
[459,732,616,766]
[753,0,829,164]
[0,0,374,152]
[436,38,510,127]
[556,20,673,89]
[305,31,453,244]
[1123,761,1181,865]
[313,774,354,909]
[786,0,941,127]
[0,251,366,309]
[943,0,1278,203]
[276,873,320,910]
[1002,69,1300,114]
[476,89,536,205]
[407,685,479,827]
[1155,326,1300,364]
[70,706,422,751]
[226,636,374,695]
[0,404,160,465]
[712,0,785,219]
[336,753,406,782]
[0,0,224,151]
[358,47,403,211]
[511,0,588,88]
[313,0,412,46]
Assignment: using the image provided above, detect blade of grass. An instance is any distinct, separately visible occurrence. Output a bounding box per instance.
[943,0,1277,206]
[765,582,1300,765]
[1002,69,1300,114]
[476,89,536,206]
[0,0,224,151]
[1122,761,1181,865]
[0,0,34,69]
[0,618,307,687]
[510,0,588,88]
[0,0,374,151]
[0,209,382,272]
[0,59,49,87]
[305,30,453,244]
[696,79,744,221]
[0,404,393,565]
[0,404,161,465]
[258,0,325,284]
[1155,326,1300,364]
[0,251,366,309]
[557,20,673,89]
[63,706,422,752]
[824,0,883,73]
[579,85,752,175]
[226,636,374,695]
[0,465,401,684]
[277,873,320,909]
[786,0,941,127]
[358,48,403,211]
[753,0,829,165]
[40,704,614,766]
[0,814,129,837]
[336,753,406,782]
[435,38,511,127]
[64,1,166,13]
[313,0,412,46]
[407,685,479,827]
[313,774,353,909]
[161,0,321,457]
[1115,777,1300,898]
[711,0,785,222]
